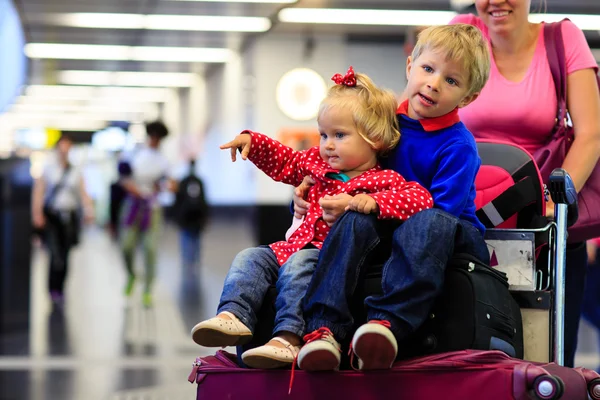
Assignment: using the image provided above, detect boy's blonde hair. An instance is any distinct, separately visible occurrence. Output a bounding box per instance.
[318,71,400,153]
[412,24,490,97]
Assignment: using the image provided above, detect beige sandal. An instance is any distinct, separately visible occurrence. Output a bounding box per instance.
[191,311,252,347]
[241,337,302,369]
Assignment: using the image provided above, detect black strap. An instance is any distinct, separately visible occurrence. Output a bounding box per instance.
[44,164,72,211]
[476,177,538,228]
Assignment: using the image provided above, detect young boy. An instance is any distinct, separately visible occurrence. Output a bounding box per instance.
[297,24,492,371]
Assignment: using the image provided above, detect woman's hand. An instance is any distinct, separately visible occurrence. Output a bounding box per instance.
[319,193,353,226]
[220,134,252,162]
[347,194,379,215]
[587,240,598,264]
[545,199,555,218]
[292,176,315,218]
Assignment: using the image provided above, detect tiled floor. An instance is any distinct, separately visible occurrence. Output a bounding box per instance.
[0,213,599,399]
[0,213,254,400]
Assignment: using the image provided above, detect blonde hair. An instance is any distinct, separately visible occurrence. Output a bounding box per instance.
[318,72,400,153]
[412,24,490,97]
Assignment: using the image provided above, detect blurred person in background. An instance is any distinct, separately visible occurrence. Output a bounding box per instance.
[108,159,133,241]
[173,159,208,272]
[119,121,175,307]
[31,134,95,305]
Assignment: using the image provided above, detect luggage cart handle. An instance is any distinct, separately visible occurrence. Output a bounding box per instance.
[547,168,576,366]
[549,169,579,227]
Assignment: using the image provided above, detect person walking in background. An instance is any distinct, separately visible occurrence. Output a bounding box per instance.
[108,160,133,241]
[31,134,94,305]
[119,121,175,307]
[173,159,208,271]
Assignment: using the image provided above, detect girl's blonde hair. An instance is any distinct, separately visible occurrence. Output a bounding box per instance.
[318,71,400,153]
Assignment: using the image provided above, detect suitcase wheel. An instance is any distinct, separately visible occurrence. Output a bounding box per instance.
[588,378,600,400]
[532,375,563,400]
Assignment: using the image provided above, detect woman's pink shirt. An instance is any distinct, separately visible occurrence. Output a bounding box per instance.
[450,14,597,155]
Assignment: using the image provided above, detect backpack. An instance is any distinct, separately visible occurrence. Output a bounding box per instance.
[174,174,208,231]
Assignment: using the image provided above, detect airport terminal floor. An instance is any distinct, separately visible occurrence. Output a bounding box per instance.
[0,213,599,400]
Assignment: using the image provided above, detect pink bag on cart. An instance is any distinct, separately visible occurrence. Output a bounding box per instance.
[188,349,600,400]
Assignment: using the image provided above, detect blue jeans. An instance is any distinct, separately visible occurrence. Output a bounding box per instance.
[180,228,201,267]
[219,246,319,337]
[303,208,489,341]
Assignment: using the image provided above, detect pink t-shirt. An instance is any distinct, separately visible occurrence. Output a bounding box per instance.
[450,14,597,155]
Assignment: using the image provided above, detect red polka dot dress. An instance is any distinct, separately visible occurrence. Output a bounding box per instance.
[243,130,434,265]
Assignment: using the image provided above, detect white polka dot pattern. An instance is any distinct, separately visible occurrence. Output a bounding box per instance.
[242,130,434,265]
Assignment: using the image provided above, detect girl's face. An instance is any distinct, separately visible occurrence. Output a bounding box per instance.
[475,0,531,34]
[317,105,378,179]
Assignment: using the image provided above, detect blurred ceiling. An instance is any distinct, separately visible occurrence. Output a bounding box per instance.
[14,0,600,78]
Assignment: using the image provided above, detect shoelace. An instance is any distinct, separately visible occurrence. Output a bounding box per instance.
[348,320,392,370]
[288,327,337,395]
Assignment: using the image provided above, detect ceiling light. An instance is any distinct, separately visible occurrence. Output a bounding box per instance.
[278,8,457,26]
[24,43,231,63]
[528,13,600,31]
[58,71,198,87]
[278,8,600,31]
[49,13,271,32]
[23,85,172,102]
[172,0,297,3]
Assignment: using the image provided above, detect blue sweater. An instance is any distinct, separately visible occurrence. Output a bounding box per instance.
[382,111,485,233]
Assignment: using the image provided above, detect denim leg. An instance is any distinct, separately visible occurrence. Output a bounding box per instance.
[218,246,279,333]
[365,208,490,340]
[563,242,587,368]
[303,211,389,340]
[273,248,320,337]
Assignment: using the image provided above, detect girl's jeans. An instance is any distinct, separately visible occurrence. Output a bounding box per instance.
[218,246,319,338]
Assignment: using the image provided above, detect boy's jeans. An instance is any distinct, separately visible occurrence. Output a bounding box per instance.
[219,246,319,338]
[303,208,489,341]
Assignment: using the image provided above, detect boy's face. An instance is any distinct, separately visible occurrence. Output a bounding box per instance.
[318,105,378,178]
[405,48,479,120]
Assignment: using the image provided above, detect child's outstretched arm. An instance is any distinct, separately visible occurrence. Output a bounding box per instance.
[220,134,252,162]
[222,130,310,187]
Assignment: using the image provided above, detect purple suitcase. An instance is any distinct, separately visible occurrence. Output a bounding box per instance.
[188,349,600,400]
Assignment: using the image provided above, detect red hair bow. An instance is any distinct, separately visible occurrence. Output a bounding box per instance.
[331,66,356,87]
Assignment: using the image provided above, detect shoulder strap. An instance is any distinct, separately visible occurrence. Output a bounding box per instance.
[45,164,72,209]
[543,20,570,135]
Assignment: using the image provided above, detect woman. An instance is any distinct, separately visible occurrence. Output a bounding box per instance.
[450,0,600,367]
[32,134,94,304]
[119,121,174,307]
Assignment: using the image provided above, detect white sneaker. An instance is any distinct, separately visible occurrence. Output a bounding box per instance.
[242,337,301,369]
[191,311,252,347]
[351,320,398,370]
[297,327,342,371]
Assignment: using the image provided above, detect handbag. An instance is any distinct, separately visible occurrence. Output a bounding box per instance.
[533,20,600,243]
